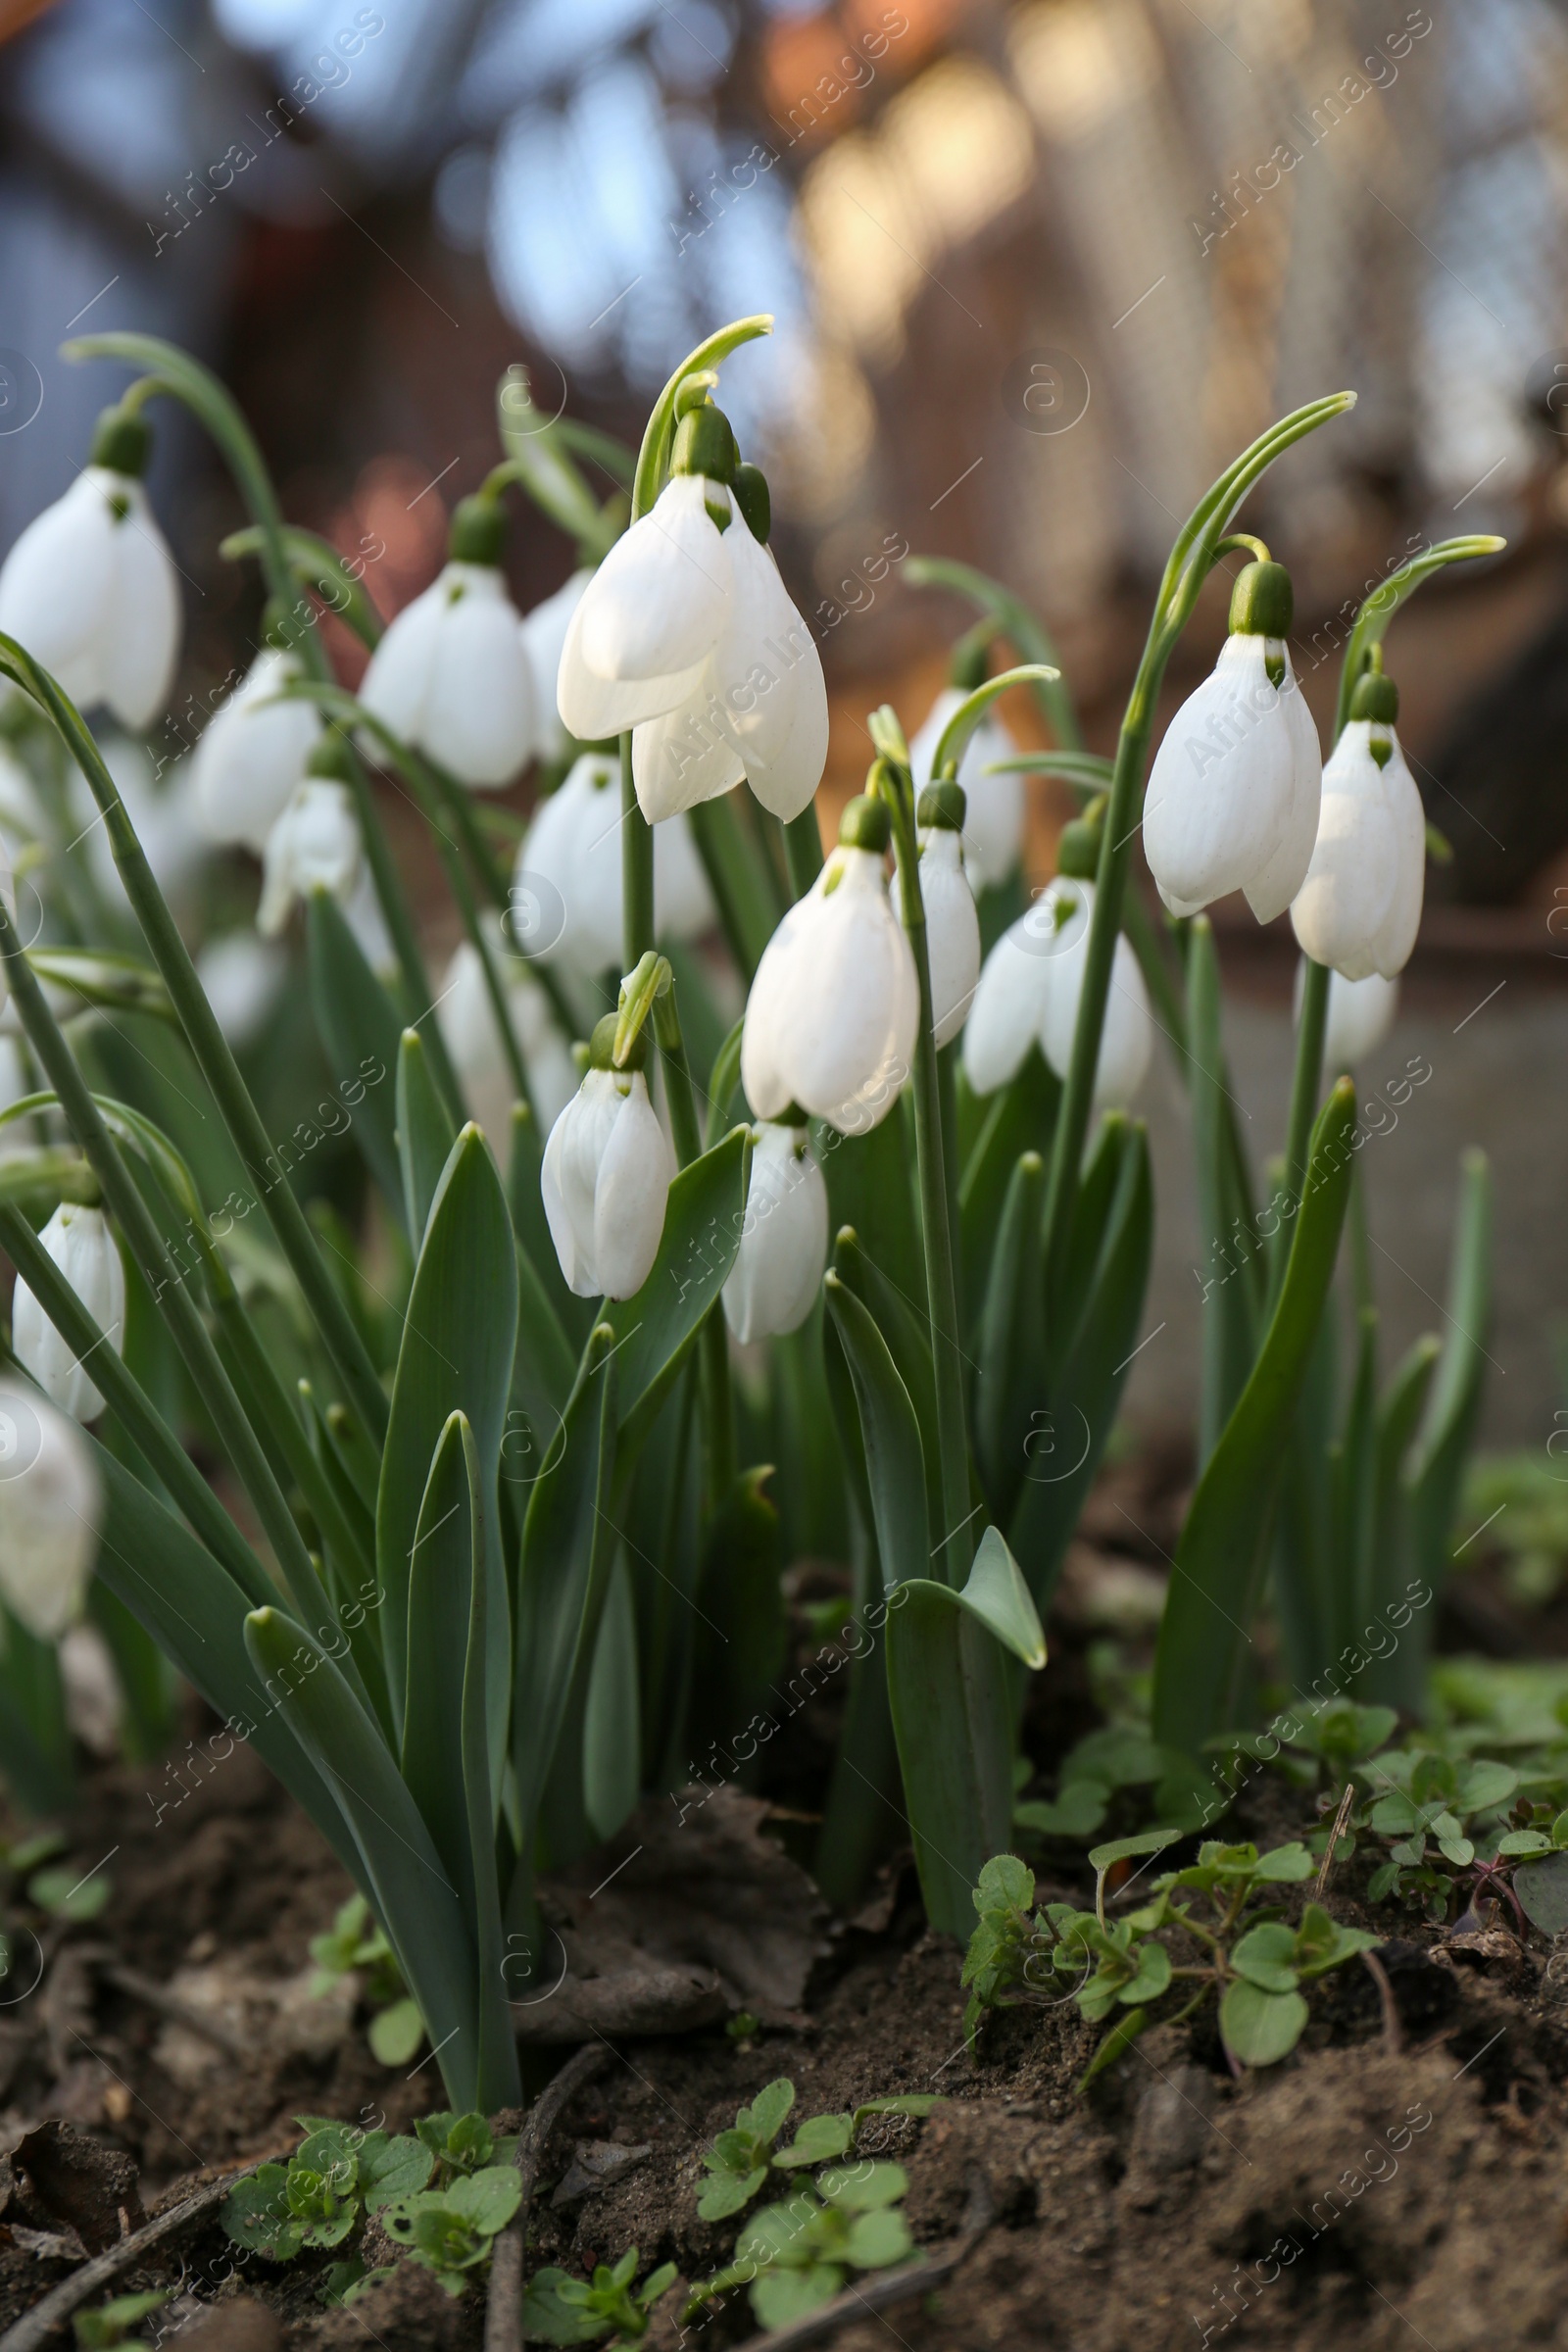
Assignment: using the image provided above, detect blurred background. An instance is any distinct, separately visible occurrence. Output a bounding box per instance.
[0,0,1564,1452]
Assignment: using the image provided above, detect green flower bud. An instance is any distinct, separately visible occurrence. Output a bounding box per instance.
[588,1010,647,1073]
[949,622,992,695]
[670,401,738,488]
[306,729,356,782]
[918,778,967,832]
[447,494,506,567]
[89,405,151,478]
[1056,791,1106,880]
[1348,663,1399,727]
[1228,559,1294,641]
[838,792,891,855]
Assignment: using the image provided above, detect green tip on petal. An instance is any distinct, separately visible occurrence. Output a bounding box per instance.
[838,793,891,855]
[670,402,738,487]
[448,494,507,566]
[918,778,966,833]
[1228,559,1294,641]
[89,405,151,478]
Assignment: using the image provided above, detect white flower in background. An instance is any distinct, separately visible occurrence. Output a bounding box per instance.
[917,788,980,1047]
[520,569,592,763]
[1036,881,1152,1109]
[60,1622,122,1754]
[541,1019,675,1299]
[193,634,321,853]
[257,778,361,937]
[515,751,713,980]
[723,1121,828,1344]
[340,869,397,980]
[557,405,828,824]
[1290,667,1424,980]
[0,1375,102,1642]
[742,795,918,1136]
[1301,963,1400,1071]
[436,940,578,1143]
[360,497,536,789]
[194,931,287,1049]
[13,1202,125,1423]
[907,686,1025,893]
[1143,560,1320,924]
[0,407,179,730]
[964,873,1150,1109]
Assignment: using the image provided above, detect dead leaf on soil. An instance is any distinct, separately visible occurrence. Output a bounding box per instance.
[541,1784,830,2029]
[2,2117,143,2252]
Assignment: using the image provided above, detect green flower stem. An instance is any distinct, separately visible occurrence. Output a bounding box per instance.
[0,1200,272,1607]
[1038,393,1357,1309]
[336,753,446,1033]
[1283,956,1331,1211]
[0,638,391,1443]
[882,766,970,1586]
[782,804,825,902]
[654,987,735,1505]
[686,795,780,979]
[620,735,655,972]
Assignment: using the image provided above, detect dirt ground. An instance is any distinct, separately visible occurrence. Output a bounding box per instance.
[5,1455,1567,2352]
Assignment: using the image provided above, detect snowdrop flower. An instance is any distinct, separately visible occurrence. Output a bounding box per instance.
[917,783,980,1047]
[742,793,918,1137]
[193,614,321,853]
[359,496,536,789]
[520,568,592,763]
[542,1016,675,1299]
[13,1202,125,1423]
[0,406,179,729]
[1290,664,1424,980]
[257,762,361,937]
[964,858,1150,1110]
[1037,882,1152,1108]
[195,931,287,1049]
[1144,559,1320,924]
[1300,962,1399,1071]
[557,400,827,824]
[514,751,713,980]
[723,1120,828,1344]
[436,940,578,1143]
[907,683,1024,893]
[0,1376,102,1642]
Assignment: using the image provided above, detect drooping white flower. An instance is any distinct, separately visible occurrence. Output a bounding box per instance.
[193,640,321,853]
[557,408,828,825]
[907,685,1025,893]
[520,568,592,764]
[359,497,537,789]
[0,1376,102,1641]
[1036,880,1152,1108]
[1300,962,1400,1071]
[12,1202,125,1423]
[257,778,361,937]
[541,1022,675,1299]
[195,931,287,1049]
[1290,692,1425,981]
[742,795,918,1137]
[723,1121,828,1344]
[0,408,179,729]
[963,874,1150,1108]
[436,940,578,1144]
[917,794,980,1048]
[1144,561,1320,925]
[514,751,713,980]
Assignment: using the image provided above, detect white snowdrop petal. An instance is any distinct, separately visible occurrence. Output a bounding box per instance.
[908,689,1025,891]
[963,923,1054,1095]
[1144,636,1298,916]
[0,472,120,697]
[0,1377,102,1642]
[576,475,731,684]
[258,781,361,936]
[1289,722,1411,980]
[13,1203,125,1423]
[559,595,710,739]
[632,676,747,820]
[193,648,320,853]
[542,1071,620,1297]
[1042,929,1151,1107]
[1368,737,1426,978]
[521,569,593,762]
[1242,656,1323,924]
[723,1125,828,1343]
[1316,967,1399,1069]
[99,484,181,729]
[739,903,805,1121]
[592,1075,674,1300]
[360,576,444,745]
[420,567,537,788]
[920,831,981,1047]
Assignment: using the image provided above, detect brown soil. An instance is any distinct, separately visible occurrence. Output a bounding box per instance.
[4,1447,1565,2352]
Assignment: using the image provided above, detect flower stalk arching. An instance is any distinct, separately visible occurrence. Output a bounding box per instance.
[616,317,775,973]
[867,731,969,1587]
[1278,531,1506,1243]
[1037,393,1357,1312]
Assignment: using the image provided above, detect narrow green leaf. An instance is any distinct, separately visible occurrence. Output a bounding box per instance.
[974,1151,1046,1524]
[1405,1150,1491,1591]
[397,1028,457,1244]
[897,1527,1047,1670]
[822,1273,929,1592]
[307,891,404,1218]
[1152,1080,1358,1752]
[598,1127,750,1448]
[831,1227,940,1544]
[401,1416,482,1931]
[378,1128,517,1755]
[958,1048,1059,1334]
[1188,918,1258,1464]
[1331,1306,1379,1656]
[243,1605,479,2108]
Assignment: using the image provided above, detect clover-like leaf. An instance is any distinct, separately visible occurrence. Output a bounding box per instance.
[1455,1760,1516,1816]
[368,1997,425,2066]
[1251,1842,1314,1883]
[520,2267,608,2344]
[752,2267,844,2329]
[1219,1981,1307,2068]
[817,2163,907,2213]
[973,1854,1034,1914]
[1119,1939,1171,2006]
[844,2208,912,2270]
[447,2167,521,2237]
[1230,1922,1300,1995]
[220,2167,307,2263]
[360,2133,433,2213]
[741,2079,796,2143]
[697,2167,767,2222]
[773,2114,853,2170]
